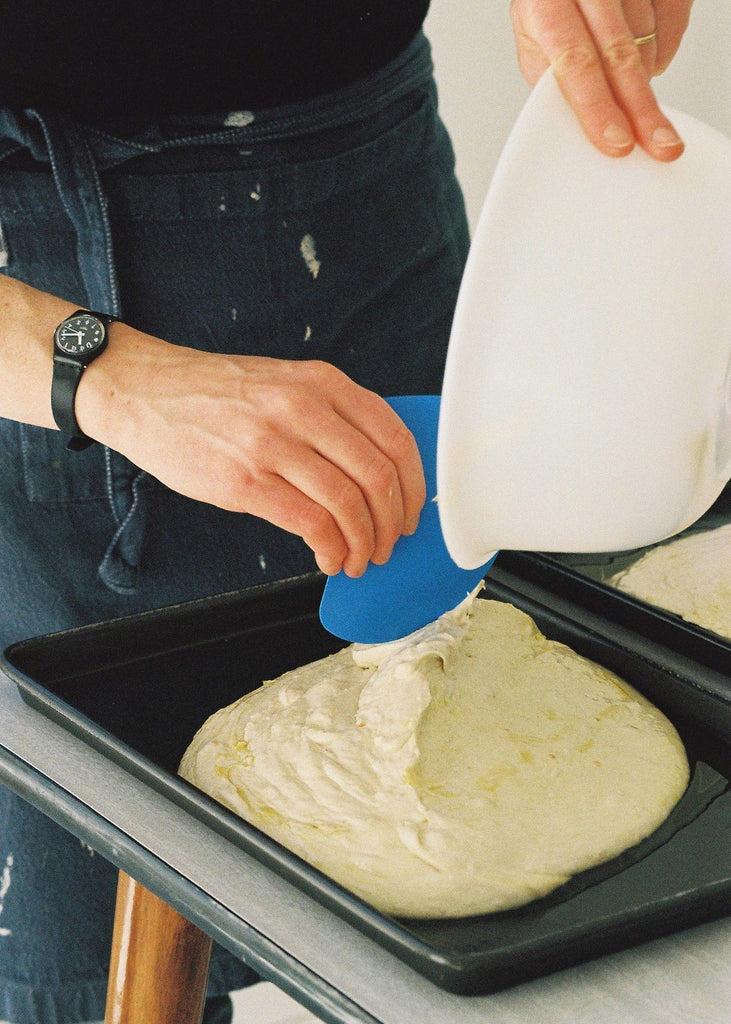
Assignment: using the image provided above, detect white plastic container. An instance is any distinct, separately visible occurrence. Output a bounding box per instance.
[438,72,731,569]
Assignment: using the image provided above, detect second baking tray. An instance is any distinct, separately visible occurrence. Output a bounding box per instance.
[3,573,731,995]
[495,488,731,718]
[493,549,731,741]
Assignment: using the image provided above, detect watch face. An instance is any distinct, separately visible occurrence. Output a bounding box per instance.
[55,314,107,357]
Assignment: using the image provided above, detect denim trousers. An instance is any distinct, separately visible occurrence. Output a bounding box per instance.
[0,31,470,1024]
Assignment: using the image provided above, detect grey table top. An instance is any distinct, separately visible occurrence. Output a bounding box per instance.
[1,666,729,1024]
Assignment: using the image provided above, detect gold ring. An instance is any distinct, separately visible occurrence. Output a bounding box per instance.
[634,32,657,45]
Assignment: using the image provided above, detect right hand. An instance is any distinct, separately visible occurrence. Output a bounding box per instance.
[509,0,692,160]
[77,327,426,578]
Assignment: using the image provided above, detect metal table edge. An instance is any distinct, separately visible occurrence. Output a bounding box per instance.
[0,738,380,1024]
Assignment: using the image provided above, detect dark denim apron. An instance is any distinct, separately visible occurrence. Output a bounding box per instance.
[0,31,470,1023]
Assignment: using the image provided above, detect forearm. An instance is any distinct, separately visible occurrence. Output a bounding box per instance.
[0,274,198,461]
[0,275,425,577]
[0,275,77,428]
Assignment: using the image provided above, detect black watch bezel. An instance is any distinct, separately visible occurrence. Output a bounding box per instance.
[52,309,116,451]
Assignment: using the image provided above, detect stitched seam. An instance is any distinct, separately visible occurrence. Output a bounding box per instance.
[103,447,123,528]
[80,134,121,315]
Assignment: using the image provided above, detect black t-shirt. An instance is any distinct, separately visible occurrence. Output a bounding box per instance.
[1,1,431,123]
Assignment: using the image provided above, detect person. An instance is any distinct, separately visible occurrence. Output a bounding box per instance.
[0,2,693,1022]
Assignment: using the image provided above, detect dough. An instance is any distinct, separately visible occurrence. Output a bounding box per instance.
[179,596,689,918]
[607,524,731,640]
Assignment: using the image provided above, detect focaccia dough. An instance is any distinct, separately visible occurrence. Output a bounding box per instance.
[179,596,688,918]
[607,524,731,640]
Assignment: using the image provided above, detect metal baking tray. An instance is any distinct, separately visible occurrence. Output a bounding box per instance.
[493,500,731,743]
[495,488,731,718]
[3,573,730,995]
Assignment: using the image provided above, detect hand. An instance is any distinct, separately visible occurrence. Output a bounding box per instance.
[77,330,426,578]
[509,0,693,160]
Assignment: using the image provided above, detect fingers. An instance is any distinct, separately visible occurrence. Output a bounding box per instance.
[510,0,690,161]
[332,387,427,540]
[247,434,417,579]
[283,368,426,577]
[581,0,684,159]
[235,471,351,577]
[652,0,693,75]
[230,361,426,578]
[275,426,403,577]
[621,0,659,77]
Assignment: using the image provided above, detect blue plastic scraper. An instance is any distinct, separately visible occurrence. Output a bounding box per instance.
[319,395,497,644]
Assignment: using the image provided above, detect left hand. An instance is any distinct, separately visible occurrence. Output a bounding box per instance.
[509,0,694,161]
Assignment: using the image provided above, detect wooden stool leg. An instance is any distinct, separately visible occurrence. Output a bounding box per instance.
[105,870,213,1024]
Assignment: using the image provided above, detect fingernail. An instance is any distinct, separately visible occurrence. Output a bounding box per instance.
[404,514,420,536]
[603,123,633,150]
[371,547,393,567]
[652,126,682,149]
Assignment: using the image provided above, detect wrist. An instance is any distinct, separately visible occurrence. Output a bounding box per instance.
[73,322,173,454]
[52,309,117,449]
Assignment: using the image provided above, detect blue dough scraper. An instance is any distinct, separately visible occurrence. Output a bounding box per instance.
[319,395,497,643]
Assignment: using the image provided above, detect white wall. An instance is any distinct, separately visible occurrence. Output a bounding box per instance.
[425,1,731,229]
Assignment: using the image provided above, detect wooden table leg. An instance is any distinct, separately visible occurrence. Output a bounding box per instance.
[105,870,213,1024]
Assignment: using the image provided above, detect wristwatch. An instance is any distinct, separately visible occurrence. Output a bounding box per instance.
[52,309,116,451]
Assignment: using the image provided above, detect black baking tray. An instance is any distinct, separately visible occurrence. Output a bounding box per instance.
[495,488,731,722]
[3,572,731,995]
[495,550,731,710]
[494,514,731,744]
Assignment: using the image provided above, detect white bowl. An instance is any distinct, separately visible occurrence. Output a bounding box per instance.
[438,71,731,568]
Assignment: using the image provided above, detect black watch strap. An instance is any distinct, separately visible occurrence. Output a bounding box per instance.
[51,358,91,451]
[52,309,115,451]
